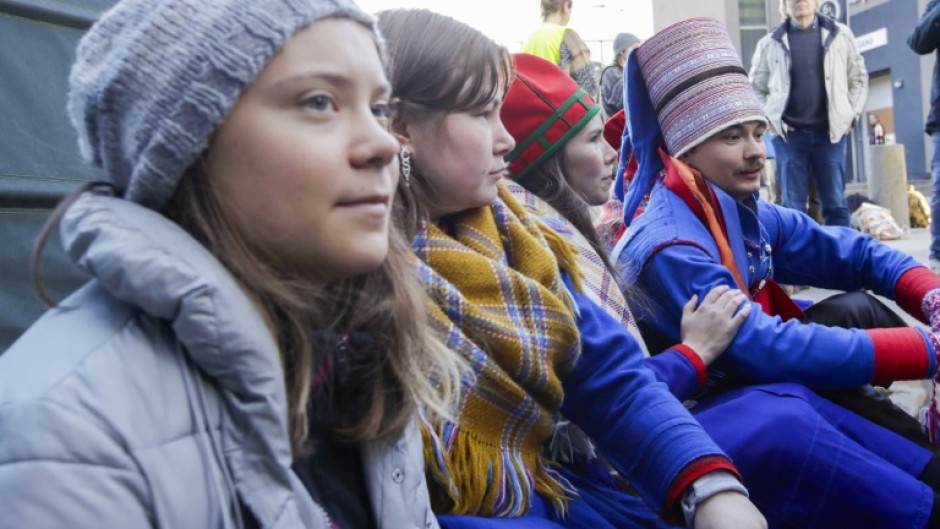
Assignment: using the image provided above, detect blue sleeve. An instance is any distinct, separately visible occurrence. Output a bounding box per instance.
[560,278,728,509]
[638,243,879,388]
[762,205,920,297]
[645,349,702,402]
[909,0,940,54]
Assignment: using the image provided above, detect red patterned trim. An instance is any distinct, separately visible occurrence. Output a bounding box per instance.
[868,328,931,384]
[671,344,708,388]
[895,267,940,323]
[663,456,741,522]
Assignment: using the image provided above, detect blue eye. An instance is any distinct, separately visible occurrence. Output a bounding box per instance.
[303,95,332,111]
[372,101,399,120]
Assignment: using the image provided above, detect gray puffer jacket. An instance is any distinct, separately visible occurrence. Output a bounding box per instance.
[0,193,437,529]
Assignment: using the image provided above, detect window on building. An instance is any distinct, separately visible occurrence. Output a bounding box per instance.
[739,0,770,71]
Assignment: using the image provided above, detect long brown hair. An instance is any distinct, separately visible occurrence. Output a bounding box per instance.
[161,164,463,450]
[378,8,512,236]
[33,166,464,454]
[516,155,616,274]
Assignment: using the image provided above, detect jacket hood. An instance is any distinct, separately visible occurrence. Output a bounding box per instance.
[59,191,302,526]
[60,191,283,398]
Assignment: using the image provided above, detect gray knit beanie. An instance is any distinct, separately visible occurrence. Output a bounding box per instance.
[613,33,640,57]
[68,0,378,209]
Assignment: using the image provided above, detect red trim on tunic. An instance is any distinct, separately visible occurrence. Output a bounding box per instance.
[894,267,940,324]
[663,455,741,523]
[603,109,626,150]
[671,344,708,388]
[868,328,931,384]
[751,278,805,321]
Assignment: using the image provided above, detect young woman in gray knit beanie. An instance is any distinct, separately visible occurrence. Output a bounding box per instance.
[0,1,465,528]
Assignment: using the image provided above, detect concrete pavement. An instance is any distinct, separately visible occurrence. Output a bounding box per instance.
[796,227,933,327]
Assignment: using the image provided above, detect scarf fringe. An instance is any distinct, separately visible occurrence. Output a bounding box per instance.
[920,379,940,447]
[421,417,577,518]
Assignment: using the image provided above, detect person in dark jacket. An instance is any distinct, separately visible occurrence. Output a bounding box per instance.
[599,32,640,118]
[909,0,940,273]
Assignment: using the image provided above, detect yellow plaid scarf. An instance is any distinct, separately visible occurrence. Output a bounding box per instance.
[415,184,582,517]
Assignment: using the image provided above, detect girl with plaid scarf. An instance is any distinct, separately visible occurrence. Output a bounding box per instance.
[378,9,766,529]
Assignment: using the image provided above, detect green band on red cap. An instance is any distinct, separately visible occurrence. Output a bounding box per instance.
[506,89,600,182]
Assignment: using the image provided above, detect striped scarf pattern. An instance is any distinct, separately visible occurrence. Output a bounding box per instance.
[504,181,648,356]
[414,185,582,517]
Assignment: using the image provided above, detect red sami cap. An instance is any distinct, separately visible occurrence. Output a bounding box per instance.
[501,53,600,182]
[603,108,625,151]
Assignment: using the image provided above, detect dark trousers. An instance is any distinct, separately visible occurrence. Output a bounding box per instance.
[804,291,933,449]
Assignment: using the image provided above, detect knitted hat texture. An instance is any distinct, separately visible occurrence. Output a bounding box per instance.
[68,0,376,209]
[635,17,765,157]
[613,33,640,56]
[502,53,600,182]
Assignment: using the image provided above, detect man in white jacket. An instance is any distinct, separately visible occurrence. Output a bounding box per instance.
[749,0,868,227]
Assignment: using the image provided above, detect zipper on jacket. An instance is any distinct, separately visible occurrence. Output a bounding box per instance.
[311,499,334,529]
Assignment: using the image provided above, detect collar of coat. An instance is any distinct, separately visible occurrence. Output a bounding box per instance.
[771,13,838,46]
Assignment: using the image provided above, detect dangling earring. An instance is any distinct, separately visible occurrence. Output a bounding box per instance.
[399,145,412,187]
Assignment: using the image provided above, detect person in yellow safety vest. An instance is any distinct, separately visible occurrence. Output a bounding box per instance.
[523,0,597,99]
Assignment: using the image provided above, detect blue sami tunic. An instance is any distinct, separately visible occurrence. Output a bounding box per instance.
[609,175,936,528]
[613,178,934,389]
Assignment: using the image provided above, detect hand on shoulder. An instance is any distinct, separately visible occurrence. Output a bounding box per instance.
[680,285,752,365]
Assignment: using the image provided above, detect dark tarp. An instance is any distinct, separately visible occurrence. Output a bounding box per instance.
[1,0,116,351]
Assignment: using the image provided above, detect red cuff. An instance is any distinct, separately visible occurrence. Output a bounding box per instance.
[895,267,940,323]
[868,328,932,384]
[672,344,708,388]
[663,456,741,523]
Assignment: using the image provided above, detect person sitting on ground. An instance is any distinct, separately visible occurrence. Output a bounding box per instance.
[611,17,940,524]
[501,50,940,529]
[380,9,767,529]
[612,17,940,444]
[0,1,465,527]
